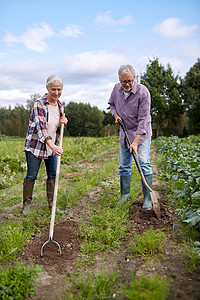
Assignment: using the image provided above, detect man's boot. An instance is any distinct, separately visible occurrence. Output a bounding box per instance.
[116,175,131,205]
[23,179,35,215]
[142,174,153,209]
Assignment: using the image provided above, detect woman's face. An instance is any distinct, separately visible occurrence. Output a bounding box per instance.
[47,81,63,103]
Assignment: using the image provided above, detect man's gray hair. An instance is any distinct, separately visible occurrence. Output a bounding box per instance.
[46,74,63,88]
[118,65,135,77]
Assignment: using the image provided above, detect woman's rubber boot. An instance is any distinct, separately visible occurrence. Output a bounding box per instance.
[142,174,153,209]
[116,175,131,205]
[46,178,67,214]
[23,179,35,215]
[46,178,55,209]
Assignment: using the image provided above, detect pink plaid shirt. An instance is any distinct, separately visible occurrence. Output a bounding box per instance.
[24,94,64,159]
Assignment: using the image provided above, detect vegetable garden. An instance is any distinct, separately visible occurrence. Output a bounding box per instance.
[0,135,200,299]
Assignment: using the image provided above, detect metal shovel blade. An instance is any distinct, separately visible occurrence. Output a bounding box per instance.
[150,190,161,219]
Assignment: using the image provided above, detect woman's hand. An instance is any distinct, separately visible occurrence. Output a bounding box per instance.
[60,114,68,125]
[46,139,63,156]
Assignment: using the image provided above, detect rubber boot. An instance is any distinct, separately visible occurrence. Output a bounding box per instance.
[116,175,131,205]
[46,178,55,209]
[46,178,67,213]
[23,179,35,215]
[142,174,153,209]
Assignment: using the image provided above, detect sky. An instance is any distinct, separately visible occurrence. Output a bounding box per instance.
[0,0,199,111]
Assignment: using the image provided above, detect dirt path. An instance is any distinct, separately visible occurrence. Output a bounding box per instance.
[16,147,200,300]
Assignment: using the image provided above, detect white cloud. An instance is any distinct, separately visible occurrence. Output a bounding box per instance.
[153,18,198,38]
[0,52,7,59]
[0,46,198,110]
[61,50,127,80]
[59,25,83,38]
[0,89,30,107]
[3,22,55,52]
[63,82,115,110]
[95,11,134,26]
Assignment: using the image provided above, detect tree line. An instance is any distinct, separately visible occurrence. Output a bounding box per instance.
[0,57,199,137]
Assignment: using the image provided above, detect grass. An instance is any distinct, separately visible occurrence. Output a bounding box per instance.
[1,137,199,299]
[129,228,167,257]
[79,201,130,252]
[65,268,120,300]
[121,273,171,300]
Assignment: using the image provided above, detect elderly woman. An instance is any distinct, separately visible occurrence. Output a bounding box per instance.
[23,74,68,215]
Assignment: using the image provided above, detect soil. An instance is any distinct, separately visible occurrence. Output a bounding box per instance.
[15,148,200,299]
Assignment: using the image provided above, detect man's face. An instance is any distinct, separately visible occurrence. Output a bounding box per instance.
[119,72,135,93]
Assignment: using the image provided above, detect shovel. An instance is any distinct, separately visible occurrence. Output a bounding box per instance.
[41,122,64,256]
[117,118,161,219]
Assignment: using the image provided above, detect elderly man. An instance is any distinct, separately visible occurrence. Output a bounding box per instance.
[108,64,153,209]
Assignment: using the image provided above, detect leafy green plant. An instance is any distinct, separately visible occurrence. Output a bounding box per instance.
[121,273,171,300]
[193,241,200,255]
[129,228,166,257]
[0,155,26,189]
[180,241,200,272]
[155,136,200,229]
[0,262,43,300]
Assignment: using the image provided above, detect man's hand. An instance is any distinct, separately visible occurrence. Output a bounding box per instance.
[114,113,121,124]
[130,134,142,156]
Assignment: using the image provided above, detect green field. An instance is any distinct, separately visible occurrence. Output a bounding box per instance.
[0,135,199,300]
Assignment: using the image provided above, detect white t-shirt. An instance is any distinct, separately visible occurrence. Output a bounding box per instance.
[124,91,131,99]
[47,105,60,156]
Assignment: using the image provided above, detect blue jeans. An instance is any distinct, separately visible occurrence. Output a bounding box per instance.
[118,138,153,176]
[25,151,58,180]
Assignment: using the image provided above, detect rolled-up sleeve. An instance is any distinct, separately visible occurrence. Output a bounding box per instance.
[108,88,117,115]
[34,101,51,143]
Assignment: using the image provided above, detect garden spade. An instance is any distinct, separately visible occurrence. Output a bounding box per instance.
[117,118,161,219]
[41,122,64,256]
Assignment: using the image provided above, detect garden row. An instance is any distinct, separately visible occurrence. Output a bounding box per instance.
[155,135,200,252]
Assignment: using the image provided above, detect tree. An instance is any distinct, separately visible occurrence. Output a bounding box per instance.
[64,102,104,137]
[4,104,29,137]
[26,94,41,113]
[140,58,184,130]
[182,58,200,134]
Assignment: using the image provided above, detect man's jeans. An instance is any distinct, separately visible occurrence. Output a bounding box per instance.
[25,151,58,180]
[118,138,152,176]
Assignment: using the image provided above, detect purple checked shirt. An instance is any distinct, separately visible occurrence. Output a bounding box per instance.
[108,82,152,146]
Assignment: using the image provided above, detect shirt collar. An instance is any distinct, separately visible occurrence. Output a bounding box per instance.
[43,93,62,107]
[119,82,137,95]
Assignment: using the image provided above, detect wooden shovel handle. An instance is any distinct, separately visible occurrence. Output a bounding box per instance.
[49,122,64,233]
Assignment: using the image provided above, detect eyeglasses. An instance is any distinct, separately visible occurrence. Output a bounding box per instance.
[120,80,134,85]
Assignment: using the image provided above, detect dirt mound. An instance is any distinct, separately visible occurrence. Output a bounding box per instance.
[18,219,79,275]
[129,191,175,234]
